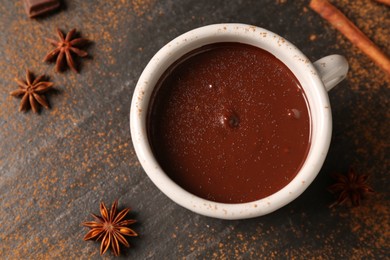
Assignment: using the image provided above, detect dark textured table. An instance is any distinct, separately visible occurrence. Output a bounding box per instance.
[1,0,389,259]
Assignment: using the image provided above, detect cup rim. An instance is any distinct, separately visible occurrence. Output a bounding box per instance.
[130,23,332,220]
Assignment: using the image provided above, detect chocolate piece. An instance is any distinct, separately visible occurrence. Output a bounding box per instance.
[23,0,60,18]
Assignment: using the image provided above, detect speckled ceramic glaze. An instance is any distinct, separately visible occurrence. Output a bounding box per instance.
[130,23,348,220]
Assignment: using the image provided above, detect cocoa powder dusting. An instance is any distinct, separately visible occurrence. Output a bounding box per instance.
[131,0,156,17]
[326,0,389,255]
[0,0,154,258]
[0,0,388,258]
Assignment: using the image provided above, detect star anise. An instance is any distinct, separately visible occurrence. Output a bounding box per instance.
[328,168,374,207]
[82,200,138,256]
[10,70,53,113]
[43,28,89,73]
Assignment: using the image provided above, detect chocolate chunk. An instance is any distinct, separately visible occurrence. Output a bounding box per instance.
[23,0,61,18]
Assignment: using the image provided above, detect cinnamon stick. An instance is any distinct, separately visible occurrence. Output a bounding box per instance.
[309,0,390,76]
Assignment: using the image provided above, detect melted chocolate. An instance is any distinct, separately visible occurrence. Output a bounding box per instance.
[147,43,311,203]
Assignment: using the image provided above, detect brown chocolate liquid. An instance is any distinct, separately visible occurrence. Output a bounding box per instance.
[147,43,311,203]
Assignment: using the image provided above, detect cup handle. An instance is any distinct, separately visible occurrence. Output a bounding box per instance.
[313,54,349,92]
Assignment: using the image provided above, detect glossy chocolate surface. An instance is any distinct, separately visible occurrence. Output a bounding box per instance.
[148,43,311,203]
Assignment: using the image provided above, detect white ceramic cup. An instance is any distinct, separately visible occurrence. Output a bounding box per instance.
[130,23,348,220]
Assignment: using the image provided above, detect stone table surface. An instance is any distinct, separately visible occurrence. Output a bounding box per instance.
[0,0,389,259]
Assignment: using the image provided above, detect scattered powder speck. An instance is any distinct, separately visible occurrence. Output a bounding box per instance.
[309,34,317,41]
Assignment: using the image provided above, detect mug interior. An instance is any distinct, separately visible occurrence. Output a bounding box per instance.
[130,23,332,219]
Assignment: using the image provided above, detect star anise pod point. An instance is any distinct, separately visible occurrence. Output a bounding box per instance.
[10,69,53,113]
[44,28,89,73]
[82,199,138,256]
